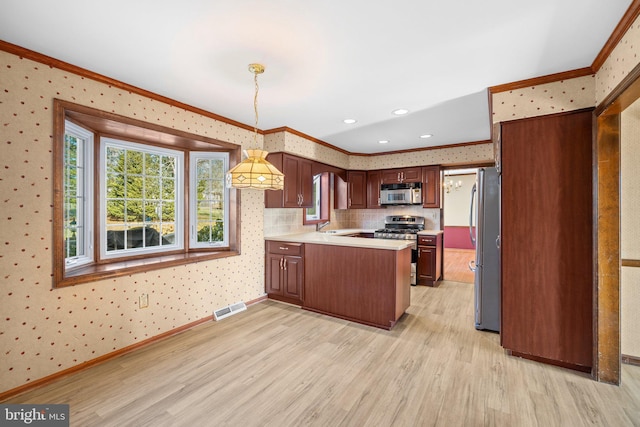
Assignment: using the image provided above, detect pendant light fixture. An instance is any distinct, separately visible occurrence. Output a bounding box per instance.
[226,63,285,190]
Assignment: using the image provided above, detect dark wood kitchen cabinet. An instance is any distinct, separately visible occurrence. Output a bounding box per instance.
[367,170,383,208]
[422,166,441,208]
[335,170,367,209]
[381,167,422,184]
[500,109,593,372]
[417,233,442,286]
[264,153,313,208]
[265,241,304,305]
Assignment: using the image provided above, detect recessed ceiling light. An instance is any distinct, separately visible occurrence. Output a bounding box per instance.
[420,134,433,139]
[378,140,389,144]
[392,109,409,116]
[343,118,357,124]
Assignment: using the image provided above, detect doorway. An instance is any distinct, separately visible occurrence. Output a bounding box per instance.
[595,64,640,384]
[441,167,478,284]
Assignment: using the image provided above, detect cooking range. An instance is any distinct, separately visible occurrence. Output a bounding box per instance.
[374,215,425,285]
[374,215,425,246]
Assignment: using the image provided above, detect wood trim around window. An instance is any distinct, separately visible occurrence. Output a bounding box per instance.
[53,99,243,288]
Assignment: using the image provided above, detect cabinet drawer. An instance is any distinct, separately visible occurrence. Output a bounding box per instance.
[418,235,437,246]
[267,241,303,256]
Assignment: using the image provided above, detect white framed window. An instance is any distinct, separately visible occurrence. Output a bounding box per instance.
[63,121,94,270]
[54,100,241,287]
[190,153,230,247]
[100,138,184,259]
[306,174,321,221]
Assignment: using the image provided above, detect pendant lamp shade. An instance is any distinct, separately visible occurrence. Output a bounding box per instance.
[226,149,284,190]
[226,63,285,191]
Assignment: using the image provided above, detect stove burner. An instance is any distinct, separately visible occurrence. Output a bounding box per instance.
[374,215,425,240]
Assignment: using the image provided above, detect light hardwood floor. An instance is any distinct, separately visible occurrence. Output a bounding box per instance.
[443,248,475,283]
[5,282,640,426]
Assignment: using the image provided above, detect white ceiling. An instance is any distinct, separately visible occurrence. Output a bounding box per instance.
[0,0,632,154]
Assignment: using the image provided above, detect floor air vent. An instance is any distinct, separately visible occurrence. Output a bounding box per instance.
[214,302,247,321]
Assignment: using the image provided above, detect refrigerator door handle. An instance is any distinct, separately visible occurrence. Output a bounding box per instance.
[468,260,477,272]
[496,235,500,249]
[469,183,477,247]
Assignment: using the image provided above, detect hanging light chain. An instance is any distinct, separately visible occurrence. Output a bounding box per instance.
[249,63,265,147]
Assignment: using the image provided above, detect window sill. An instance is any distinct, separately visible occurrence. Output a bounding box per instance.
[55,250,240,288]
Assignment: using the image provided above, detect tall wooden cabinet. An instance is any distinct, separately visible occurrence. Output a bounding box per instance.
[500,109,593,371]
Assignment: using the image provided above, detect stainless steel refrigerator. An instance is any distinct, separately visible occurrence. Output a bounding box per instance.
[469,167,500,332]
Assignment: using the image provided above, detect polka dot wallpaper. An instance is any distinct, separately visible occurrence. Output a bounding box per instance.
[3,10,640,393]
[265,127,493,169]
[491,75,596,124]
[0,50,267,393]
[350,144,494,170]
[596,16,640,105]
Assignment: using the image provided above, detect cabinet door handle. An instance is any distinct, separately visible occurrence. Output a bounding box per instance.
[283,259,287,270]
[279,258,283,269]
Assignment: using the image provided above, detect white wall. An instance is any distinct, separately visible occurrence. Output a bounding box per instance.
[443,173,477,226]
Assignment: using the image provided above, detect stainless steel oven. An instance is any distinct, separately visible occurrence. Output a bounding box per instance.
[374,215,425,285]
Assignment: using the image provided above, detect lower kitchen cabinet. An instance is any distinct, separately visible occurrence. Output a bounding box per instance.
[265,241,304,305]
[417,233,442,286]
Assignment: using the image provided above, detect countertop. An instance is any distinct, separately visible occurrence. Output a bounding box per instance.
[265,229,414,251]
[418,230,444,235]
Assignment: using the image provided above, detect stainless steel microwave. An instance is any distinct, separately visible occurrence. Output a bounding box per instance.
[380,182,422,205]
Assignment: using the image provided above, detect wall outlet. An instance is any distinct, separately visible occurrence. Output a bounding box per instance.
[139,293,149,309]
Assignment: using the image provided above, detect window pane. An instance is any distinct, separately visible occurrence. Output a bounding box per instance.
[161,201,175,221]
[126,200,143,222]
[144,201,161,222]
[106,146,125,173]
[106,173,124,198]
[102,139,183,258]
[145,176,161,200]
[106,199,125,223]
[126,151,143,174]
[145,152,161,176]
[191,154,228,247]
[162,157,175,178]
[162,178,175,200]
[63,122,94,269]
[127,175,143,198]
[196,221,223,243]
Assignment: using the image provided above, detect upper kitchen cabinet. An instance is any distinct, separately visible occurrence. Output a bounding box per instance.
[500,109,593,372]
[265,153,314,208]
[335,170,368,209]
[367,170,383,209]
[381,167,422,184]
[422,166,441,208]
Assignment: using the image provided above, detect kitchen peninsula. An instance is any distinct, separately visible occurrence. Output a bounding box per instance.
[265,231,413,329]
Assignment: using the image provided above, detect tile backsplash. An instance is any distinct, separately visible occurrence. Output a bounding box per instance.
[264,205,440,236]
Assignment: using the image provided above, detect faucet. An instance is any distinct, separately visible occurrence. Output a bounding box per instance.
[316,221,331,232]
